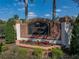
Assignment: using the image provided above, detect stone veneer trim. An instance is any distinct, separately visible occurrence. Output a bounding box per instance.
[16,23,21,40]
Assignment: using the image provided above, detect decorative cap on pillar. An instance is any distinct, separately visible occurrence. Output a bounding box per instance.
[59,16,72,23]
[15,20,22,24]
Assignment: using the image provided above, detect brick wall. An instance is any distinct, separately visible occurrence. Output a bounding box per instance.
[19,20,61,39]
[20,23,28,38]
[50,21,61,39]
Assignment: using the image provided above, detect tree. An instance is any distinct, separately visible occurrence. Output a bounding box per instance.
[14,15,19,20]
[8,18,15,25]
[72,0,79,6]
[4,21,16,44]
[4,15,19,44]
[0,20,6,24]
[8,15,19,25]
[19,0,56,20]
[70,15,79,55]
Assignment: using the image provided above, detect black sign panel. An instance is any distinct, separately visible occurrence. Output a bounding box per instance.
[28,22,49,36]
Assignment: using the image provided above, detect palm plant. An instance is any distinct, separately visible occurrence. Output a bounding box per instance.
[18,0,79,20]
[19,0,56,20]
[18,0,35,20]
[53,0,56,20]
[19,0,28,19]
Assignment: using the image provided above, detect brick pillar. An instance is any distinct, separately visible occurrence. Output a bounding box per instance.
[20,23,28,38]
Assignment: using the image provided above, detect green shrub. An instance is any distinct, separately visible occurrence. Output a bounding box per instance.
[0,43,3,54]
[15,47,28,59]
[70,15,79,55]
[72,55,79,59]
[50,48,64,59]
[4,22,16,44]
[2,45,8,52]
[33,48,43,59]
[17,47,28,55]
